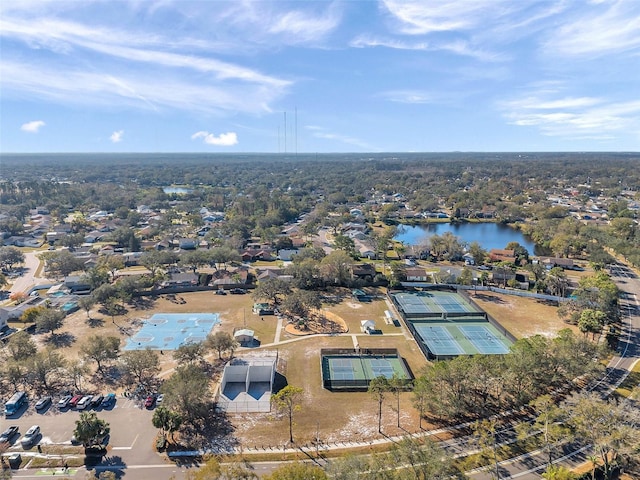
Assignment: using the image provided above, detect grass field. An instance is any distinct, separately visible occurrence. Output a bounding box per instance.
[468,290,577,338]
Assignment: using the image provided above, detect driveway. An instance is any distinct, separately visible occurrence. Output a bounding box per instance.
[8,251,49,295]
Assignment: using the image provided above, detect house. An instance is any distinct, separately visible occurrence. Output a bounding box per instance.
[538,257,575,270]
[253,303,274,315]
[405,267,430,282]
[64,275,92,294]
[489,249,516,263]
[178,238,198,250]
[360,320,376,334]
[241,249,275,262]
[358,246,377,259]
[160,272,199,287]
[352,263,377,281]
[234,329,255,345]
[277,249,299,261]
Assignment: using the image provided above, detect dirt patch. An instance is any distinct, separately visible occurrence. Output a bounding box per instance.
[284,311,348,336]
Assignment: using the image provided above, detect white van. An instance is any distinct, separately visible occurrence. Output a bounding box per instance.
[76,395,92,410]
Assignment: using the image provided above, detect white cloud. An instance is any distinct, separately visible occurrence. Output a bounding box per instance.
[1,60,280,115]
[544,0,640,57]
[191,131,238,146]
[268,8,340,43]
[350,35,504,62]
[379,90,435,104]
[305,125,377,151]
[381,0,513,35]
[500,87,640,139]
[110,130,124,143]
[21,120,45,132]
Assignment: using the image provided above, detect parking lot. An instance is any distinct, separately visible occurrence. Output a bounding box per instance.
[1,394,157,463]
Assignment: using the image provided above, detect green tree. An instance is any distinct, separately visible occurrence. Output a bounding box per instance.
[577,309,605,340]
[78,295,96,320]
[473,419,501,480]
[80,335,121,374]
[119,349,160,386]
[541,465,577,480]
[19,305,47,325]
[73,412,110,449]
[252,277,291,305]
[320,250,354,286]
[173,343,206,365]
[151,406,183,442]
[161,364,211,424]
[6,331,37,361]
[206,331,238,360]
[517,394,569,467]
[26,348,66,392]
[271,385,303,444]
[389,373,405,428]
[412,375,430,430]
[263,462,327,480]
[35,308,66,336]
[468,241,487,265]
[368,375,389,434]
[566,393,640,480]
[0,246,25,270]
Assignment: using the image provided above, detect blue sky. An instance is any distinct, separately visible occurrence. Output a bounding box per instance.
[1,0,639,153]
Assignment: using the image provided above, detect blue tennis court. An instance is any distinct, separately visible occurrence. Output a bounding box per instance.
[414,325,464,355]
[124,313,220,351]
[393,291,479,315]
[459,325,510,354]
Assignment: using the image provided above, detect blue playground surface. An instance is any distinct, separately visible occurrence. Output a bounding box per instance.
[124,313,220,351]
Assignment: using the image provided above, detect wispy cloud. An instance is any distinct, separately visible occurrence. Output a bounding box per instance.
[351,35,504,62]
[378,90,436,104]
[267,7,341,43]
[305,125,377,151]
[381,0,506,35]
[500,86,640,139]
[543,0,640,57]
[191,131,238,146]
[2,61,280,115]
[21,120,45,132]
[110,130,124,143]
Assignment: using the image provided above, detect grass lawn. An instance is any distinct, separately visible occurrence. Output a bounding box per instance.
[469,291,578,339]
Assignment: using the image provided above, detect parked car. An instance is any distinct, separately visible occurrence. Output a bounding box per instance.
[101,393,116,407]
[90,394,104,408]
[35,396,52,411]
[144,395,156,409]
[77,395,93,410]
[57,395,73,409]
[0,425,19,443]
[69,394,83,408]
[155,394,164,405]
[215,289,227,295]
[20,425,40,447]
[229,288,246,294]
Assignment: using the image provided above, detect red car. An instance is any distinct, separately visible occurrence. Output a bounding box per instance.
[144,395,155,409]
[69,395,83,408]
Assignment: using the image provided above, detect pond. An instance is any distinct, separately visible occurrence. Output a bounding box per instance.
[394,222,537,254]
[163,186,193,194]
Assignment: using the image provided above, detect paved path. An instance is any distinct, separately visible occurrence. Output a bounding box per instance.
[8,251,47,295]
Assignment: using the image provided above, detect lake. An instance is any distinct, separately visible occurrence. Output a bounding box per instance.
[163,186,193,194]
[394,222,537,254]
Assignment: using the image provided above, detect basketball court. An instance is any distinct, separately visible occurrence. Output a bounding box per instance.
[124,312,220,351]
